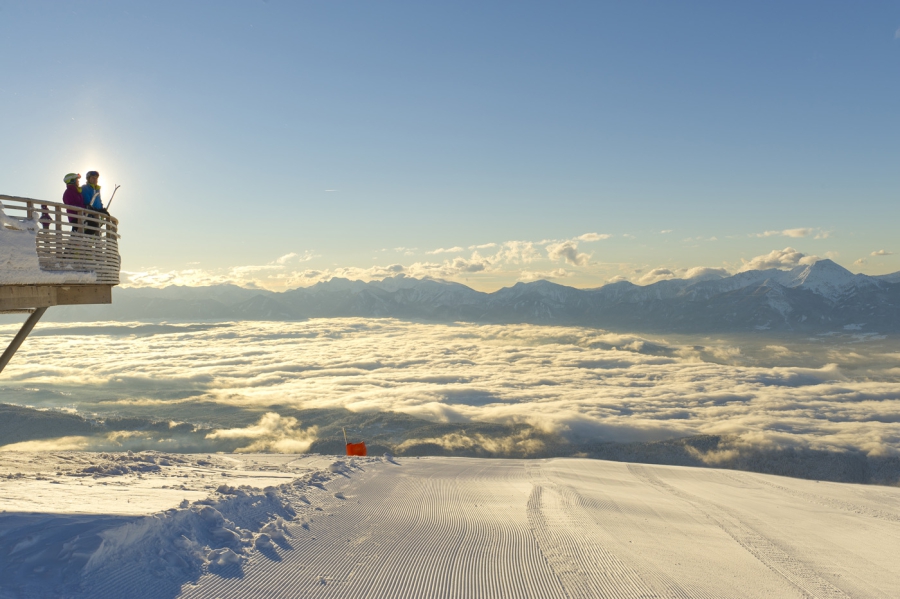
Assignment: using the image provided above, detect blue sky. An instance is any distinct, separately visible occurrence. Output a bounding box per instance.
[1,1,898,290]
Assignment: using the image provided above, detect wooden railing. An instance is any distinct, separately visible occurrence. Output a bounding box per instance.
[0,194,121,284]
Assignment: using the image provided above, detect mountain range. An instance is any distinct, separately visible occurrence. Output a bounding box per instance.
[37,260,900,333]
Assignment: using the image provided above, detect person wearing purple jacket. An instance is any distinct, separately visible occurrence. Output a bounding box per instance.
[62,172,84,232]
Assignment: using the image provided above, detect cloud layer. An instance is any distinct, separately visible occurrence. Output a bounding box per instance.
[754,228,830,239]
[114,216,899,295]
[2,319,899,459]
[739,247,819,271]
[205,412,318,453]
[121,234,618,290]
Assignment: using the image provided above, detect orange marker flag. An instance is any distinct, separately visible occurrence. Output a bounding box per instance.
[346,442,367,456]
[343,427,367,456]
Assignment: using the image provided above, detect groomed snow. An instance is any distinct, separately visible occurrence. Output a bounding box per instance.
[1,453,898,598]
[0,214,96,285]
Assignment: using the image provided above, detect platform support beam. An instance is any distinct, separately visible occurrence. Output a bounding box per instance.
[0,285,112,311]
[0,307,48,373]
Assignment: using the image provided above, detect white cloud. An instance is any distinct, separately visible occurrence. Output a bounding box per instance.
[683,267,729,280]
[782,228,814,238]
[120,234,852,293]
[854,258,867,266]
[447,254,490,273]
[518,268,571,281]
[756,228,814,238]
[275,252,299,265]
[624,266,729,286]
[227,263,408,289]
[206,412,318,453]
[123,251,320,290]
[546,240,591,266]
[577,233,612,242]
[764,345,792,358]
[490,241,541,265]
[396,430,545,455]
[122,239,561,291]
[6,320,900,458]
[739,247,819,272]
[638,268,676,284]
[871,250,894,257]
[754,228,831,239]
[660,230,673,234]
[347,253,497,281]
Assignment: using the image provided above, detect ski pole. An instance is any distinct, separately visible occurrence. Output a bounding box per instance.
[105,185,121,210]
[342,427,348,445]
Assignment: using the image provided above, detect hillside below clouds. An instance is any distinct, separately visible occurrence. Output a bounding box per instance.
[47,260,900,333]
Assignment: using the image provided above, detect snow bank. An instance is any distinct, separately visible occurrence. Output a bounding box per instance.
[78,451,166,475]
[0,451,379,598]
[80,458,370,597]
[83,487,294,585]
[0,210,96,284]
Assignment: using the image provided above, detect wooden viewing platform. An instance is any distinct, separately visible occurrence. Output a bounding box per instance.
[0,194,121,371]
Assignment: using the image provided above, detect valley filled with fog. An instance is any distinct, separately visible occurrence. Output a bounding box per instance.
[2,318,898,484]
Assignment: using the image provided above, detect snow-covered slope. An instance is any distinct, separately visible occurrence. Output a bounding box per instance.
[775,259,880,300]
[2,454,897,598]
[875,271,900,284]
[590,260,883,303]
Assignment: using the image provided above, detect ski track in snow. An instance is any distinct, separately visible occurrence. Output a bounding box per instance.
[719,470,900,525]
[2,454,899,598]
[524,460,690,598]
[627,465,851,599]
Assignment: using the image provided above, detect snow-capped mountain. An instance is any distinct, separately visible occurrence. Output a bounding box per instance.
[38,265,900,333]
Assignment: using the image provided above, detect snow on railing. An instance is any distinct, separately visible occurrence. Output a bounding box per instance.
[0,194,121,284]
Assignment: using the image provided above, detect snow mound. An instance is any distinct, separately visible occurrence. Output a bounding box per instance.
[0,220,96,284]
[0,452,378,598]
[75,451,185,476]
[81,484,298,594]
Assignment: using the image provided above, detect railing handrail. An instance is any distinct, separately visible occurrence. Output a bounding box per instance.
[0,194,120,228]
[0,193,121,285]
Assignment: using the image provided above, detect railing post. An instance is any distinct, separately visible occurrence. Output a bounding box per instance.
[26,200,33,222]
[54,205,62,257]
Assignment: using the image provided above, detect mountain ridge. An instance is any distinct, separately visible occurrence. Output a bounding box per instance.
[32,261,900,333]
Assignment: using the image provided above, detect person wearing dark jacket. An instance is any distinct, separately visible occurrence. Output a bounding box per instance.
[62,172,84,232]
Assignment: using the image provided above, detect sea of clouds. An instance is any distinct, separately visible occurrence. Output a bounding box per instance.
[1,319,899,464]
